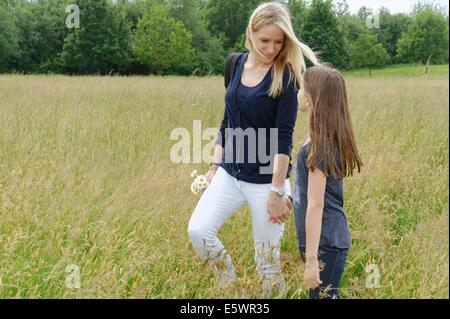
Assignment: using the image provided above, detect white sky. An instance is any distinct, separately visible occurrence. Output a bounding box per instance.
[342,0,449,14]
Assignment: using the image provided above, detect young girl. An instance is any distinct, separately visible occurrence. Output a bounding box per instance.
[293,66,363,299]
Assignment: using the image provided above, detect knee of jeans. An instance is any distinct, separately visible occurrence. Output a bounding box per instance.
[188,224,214,245]
[188,224,202,242]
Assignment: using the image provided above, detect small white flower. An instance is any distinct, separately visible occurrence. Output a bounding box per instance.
[191,182,199,195]
[190,171,209,195]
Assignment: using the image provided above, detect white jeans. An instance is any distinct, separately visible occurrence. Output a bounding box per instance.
[188,166,291,279]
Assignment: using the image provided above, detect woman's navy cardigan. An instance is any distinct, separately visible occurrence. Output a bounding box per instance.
[215,52,299,184]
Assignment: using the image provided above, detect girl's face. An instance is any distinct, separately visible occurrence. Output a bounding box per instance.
[297,87,312,113]
[251,24,285,64]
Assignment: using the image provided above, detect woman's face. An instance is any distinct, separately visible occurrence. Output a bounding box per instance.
[251,24,285,64]
[297,87,312,113]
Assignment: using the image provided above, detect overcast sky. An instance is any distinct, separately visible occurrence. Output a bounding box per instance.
[342,0,448,14]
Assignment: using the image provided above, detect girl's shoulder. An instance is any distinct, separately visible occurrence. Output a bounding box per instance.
[296,138,311,163]
[298,137,311,155]
[302,137,311,148]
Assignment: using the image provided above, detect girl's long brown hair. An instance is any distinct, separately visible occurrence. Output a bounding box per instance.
[304,66,363,178]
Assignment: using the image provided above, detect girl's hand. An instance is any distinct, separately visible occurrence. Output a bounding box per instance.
[304,257,322,289]
[268,192,289,224]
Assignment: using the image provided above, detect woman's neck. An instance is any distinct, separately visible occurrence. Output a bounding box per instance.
[248,52,272,70]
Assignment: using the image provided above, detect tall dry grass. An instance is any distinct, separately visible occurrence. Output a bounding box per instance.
[0,73,448,298]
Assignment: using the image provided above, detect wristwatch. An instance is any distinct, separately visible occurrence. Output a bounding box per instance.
[270,186,285,197]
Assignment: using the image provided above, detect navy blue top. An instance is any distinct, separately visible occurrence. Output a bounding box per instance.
[236,80,259,109]
[293,141,351,249]
[215,52,299,184]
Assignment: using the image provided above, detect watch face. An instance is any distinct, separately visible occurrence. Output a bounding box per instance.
[271,187,284,196]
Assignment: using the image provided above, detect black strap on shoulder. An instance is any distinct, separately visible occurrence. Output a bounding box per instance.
[224,52,243,88]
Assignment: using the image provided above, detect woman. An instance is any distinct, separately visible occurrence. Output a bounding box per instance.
[188,2,319,297]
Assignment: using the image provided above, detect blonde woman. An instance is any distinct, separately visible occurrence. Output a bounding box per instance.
[188,2,319,297]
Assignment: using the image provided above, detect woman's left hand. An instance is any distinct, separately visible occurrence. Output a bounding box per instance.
[267,192,289,224]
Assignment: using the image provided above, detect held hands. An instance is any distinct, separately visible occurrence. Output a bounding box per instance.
[267,192,292,224]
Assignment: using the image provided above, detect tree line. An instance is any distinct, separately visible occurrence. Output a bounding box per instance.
[0,0,448,75]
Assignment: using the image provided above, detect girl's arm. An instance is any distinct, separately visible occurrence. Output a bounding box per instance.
[305,168,326,258]
[304,167,326,288]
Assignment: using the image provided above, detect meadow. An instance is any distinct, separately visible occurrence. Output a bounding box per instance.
[343,63,449,78]
[0,66,448,298]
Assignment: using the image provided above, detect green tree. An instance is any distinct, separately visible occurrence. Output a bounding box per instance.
[61,0,132,74]
[0,0,29,10]
[333,0,350,16]
[289,0,308,38]
[0,4,20,72]
[167,0,209,51]
[195,36,227,75]
[348,33,389,75]
[12,0,69,73]
[338,14,367,43]
[374,8,412,63]
[133,4,194,74]
[302,0,348,68]
[337,14,369,69]
[412,1,448,16]
[357,6,373,21]
[113,0,161,32]
[205,0,259,50]
[166,0,224,75]
[397,8,449,64]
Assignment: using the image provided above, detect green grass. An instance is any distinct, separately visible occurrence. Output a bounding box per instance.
[0,70,448,298]
[343,63,449,78]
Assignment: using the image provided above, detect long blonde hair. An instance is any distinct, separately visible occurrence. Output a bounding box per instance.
[245,2,320,98]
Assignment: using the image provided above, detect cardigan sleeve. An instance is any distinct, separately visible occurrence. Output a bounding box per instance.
[215,107,228,147]
[275,69,299,156]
